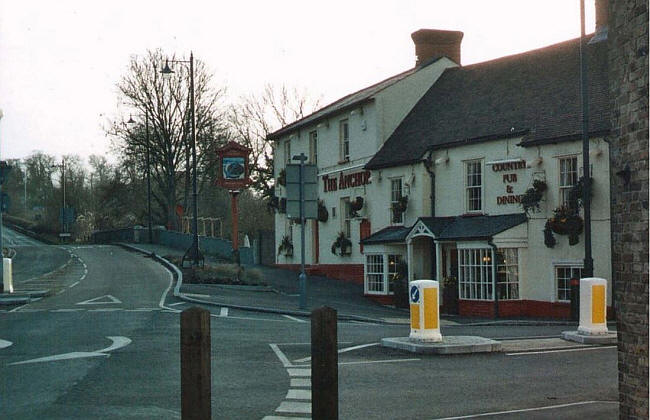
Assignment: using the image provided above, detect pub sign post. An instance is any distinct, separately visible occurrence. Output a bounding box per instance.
[216,141,252,265]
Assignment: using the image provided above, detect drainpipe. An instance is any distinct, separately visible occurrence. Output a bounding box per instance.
[488,238,499,319]
[424,151,436,217]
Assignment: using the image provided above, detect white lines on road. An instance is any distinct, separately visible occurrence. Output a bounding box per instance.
[433,400,619,419]
[9,336,132,366]
[56,290,66,295]
[50,309,84,313]
[269,344,293,368]
[338,358,420,366]
[219,307,228,317]
[269,343,314,418]
[168,302,187,307]
[76,295,122,305]
[506,345,617,356]
[68,281,80,288]
[294,342,380,363]
[0,339,13,349]
[282,314,307,323]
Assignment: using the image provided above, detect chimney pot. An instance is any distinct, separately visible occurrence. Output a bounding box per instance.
[411,29,464,66]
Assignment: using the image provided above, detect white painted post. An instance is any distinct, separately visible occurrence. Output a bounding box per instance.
[578,277,609,335]
[3,257,12,293]
[408,280,442,342]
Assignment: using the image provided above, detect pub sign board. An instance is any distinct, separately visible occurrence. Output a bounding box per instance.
[216,141,252,190]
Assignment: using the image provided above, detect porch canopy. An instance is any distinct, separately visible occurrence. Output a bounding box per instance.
[405,213,528,283]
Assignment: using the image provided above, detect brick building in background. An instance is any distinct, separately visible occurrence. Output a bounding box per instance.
[609,0,649,418]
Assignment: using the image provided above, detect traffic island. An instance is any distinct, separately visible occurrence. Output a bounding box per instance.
[382,336,502,354]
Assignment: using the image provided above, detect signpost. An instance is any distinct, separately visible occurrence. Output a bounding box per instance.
[287,154,318,309]
[215,142,252,266]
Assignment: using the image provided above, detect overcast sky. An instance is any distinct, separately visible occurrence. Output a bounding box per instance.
[0,0,596,162]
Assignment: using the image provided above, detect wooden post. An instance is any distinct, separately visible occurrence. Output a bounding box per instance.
[311,306,338,420]
[181,307,211,420]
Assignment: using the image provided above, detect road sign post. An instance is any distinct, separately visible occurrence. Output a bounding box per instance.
[287,155,318,309]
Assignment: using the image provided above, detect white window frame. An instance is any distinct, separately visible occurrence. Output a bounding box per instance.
[554,263,583,302]
[309,130,318,165]
[364,253,404,295]
[365,254,385,294]
[496,248,519,300]
[458,247,493,300]
[339,119,349,162]
[284,140,292,165]
[340,196,351,238]
[465,159,483,213]
[390,177,404,225]
[559,155,578,206]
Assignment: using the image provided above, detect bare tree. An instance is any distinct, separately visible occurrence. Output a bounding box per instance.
[228,84,321,200]
[107,49,227,230]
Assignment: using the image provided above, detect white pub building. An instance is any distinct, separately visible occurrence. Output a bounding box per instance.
[269,10,613,318]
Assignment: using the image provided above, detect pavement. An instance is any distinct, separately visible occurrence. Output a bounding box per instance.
[116,242,614,330]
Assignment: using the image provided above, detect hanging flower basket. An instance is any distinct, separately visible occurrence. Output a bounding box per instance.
[331,231,352,256]
[317,200,329,223]
[543,221,557,248]
[546,206,583,245]
[349,196,364,218]
[521,179,547,214]
[277,169,286,187]
[391,196,408,223]
[277,235,293,257]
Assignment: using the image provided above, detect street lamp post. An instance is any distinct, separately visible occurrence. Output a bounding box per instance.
[128,113,153,243]
[579,0,593,278]
[52,159,66,235]
[161,53,202,267]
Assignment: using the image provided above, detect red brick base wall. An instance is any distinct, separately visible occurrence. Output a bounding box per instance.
[364,294,395,305]
[459,299,615,320]
[274,264,364,285]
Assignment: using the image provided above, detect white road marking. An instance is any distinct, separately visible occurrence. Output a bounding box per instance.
[88,308,122,312]
[286,389,311,400]
[433,400,619,419]
[269,344,293,368]
[168,302,187,306]
[0,339,13,349]
[56,290,66,295]
[276,401,311,414]
[294,342,380,363]
[287,368,311,377]
[219,307,228,317]
[338,358,420,366]
[183,293,210,298]
[263,417,310,420]
[290,378,311,387]
[9,336,131,365]
[506,346,617,356]
[76,295,122,305]
[9,304,29,313]
[274,341,352,346]
[68,281,80,288]
[124,309,156,312]
[159,266,179,312]
[50,309,84,312]
[79,273,87,281]
[282,314,307,323]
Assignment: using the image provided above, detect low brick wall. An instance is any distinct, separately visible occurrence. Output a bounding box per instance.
[275,263,364,285]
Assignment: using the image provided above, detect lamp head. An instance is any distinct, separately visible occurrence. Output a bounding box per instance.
[127,115,136,125]
[160,59,174,77]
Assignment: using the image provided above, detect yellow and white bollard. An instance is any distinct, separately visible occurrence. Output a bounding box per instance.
[578,277,609,335]
[3,257,13,294]
[409,280,442,342]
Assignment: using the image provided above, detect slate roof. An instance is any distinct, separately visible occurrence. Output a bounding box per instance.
[361,213,527,244]
[267,58,444,141]
[365,36,609,170]
[360,226,410,245]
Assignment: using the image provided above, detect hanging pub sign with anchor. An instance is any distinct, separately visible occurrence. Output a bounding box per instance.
[215,141,253,265]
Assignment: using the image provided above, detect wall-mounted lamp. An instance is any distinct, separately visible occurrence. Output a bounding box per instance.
[482,255,492,263]
[434,156,449,165]
[526,156,543,168]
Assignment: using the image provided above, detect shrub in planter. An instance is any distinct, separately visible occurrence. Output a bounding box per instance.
[543,221,557,248]
[317,200,329,223]
[521,179,547,214]
[331,231,352,256]
[278,234,293,257]
[391,196,408,223]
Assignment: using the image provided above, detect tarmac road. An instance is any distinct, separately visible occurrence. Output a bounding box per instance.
[0,244,619,419]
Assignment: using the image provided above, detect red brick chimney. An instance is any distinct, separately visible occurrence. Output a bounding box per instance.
[411,29,464,66]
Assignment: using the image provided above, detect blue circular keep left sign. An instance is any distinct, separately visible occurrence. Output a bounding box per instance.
[410,285,419,303]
